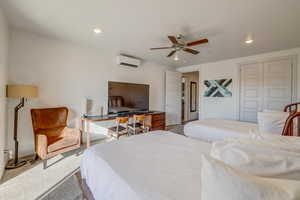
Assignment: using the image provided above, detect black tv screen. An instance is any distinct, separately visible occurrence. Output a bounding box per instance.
[108,81,149,114]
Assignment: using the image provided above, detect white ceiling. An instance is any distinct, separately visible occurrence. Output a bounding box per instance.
[1,0,300,67]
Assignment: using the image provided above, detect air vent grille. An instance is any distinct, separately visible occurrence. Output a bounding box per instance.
[117,55,141,68]
[120,62,138,68]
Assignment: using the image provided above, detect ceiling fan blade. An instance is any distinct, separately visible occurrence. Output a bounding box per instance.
[187,39,208,47]
[167,50,176,57]
[168,36,178,44]
[183,48,199,55]
[150,47,173,50]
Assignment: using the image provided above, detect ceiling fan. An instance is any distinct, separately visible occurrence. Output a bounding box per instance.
[150,34,208,58]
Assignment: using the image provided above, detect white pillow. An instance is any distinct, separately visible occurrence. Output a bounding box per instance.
[201,155,300,200]
[262,110,298,136]
[257,111,289,134]
[249,129,300,152]
[210,137,300,180]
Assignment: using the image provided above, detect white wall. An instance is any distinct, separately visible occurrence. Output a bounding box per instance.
[0,8,8,179]
[7,30,172,156]
[177,48,300,120]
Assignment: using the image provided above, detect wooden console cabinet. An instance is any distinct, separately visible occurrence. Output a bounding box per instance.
[145,112,165,131]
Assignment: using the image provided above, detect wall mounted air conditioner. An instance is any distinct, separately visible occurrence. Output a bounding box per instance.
[117,55,141,68]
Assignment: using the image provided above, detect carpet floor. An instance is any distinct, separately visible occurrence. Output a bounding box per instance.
[41,175,83,200]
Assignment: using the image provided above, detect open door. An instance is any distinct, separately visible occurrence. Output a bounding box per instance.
[165,71,182,126]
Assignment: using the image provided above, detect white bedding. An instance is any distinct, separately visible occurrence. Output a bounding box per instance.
[80,131,211,200]
[184,118,258,142]
[201,155,300,200]
[211,133,300,180]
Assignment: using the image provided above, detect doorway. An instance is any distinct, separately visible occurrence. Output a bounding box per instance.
[182,71,199,123]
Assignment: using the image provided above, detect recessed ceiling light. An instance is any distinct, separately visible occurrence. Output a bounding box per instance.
[245,39,254,44]
[93,28,102,34]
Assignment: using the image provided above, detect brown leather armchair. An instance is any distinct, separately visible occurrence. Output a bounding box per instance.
[31,107,81,160]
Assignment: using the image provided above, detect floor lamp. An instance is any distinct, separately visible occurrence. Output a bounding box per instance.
[6,84,38,169]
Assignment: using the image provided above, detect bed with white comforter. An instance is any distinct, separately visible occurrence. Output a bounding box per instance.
[184,118,258,142]
[80,131,211,200]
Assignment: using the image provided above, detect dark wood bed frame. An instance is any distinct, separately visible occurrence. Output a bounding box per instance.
[282,102,300,136]
[284,102,300,113]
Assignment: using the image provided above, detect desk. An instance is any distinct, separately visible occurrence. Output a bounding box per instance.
[81,111,165,147]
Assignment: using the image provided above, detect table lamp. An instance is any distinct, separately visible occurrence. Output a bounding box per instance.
[6,84,38,169]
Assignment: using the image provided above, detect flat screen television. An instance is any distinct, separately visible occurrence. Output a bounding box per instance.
[108,81,149,114]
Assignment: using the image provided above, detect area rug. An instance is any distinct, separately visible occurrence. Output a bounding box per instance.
[41,173,83,200]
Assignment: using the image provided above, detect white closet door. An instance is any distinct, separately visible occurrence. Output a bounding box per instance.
[263,58,292,110]
[240,62,264,122]
[240,57,293,123]
[165,71,182,125]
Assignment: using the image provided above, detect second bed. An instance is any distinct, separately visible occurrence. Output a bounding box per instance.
[184,118,258,142]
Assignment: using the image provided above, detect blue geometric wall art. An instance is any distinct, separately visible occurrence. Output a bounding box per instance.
[203,79,232,97]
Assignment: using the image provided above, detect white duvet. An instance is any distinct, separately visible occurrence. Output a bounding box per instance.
[80,131,211,200]
[211,133,300,180]
[184,118,258,142]
[201,155,300,200]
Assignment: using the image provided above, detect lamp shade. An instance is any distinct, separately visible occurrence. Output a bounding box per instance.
[6,85,38,98]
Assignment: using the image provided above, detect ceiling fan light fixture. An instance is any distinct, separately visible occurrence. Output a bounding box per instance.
[93,28,102,34]
[245,33,254,44]
[174,54,179,61]
[150,34,208,59]
[245,39,254,44]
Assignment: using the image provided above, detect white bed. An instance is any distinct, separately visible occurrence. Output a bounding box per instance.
[184,118,258,142]
[80,131,211,200]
